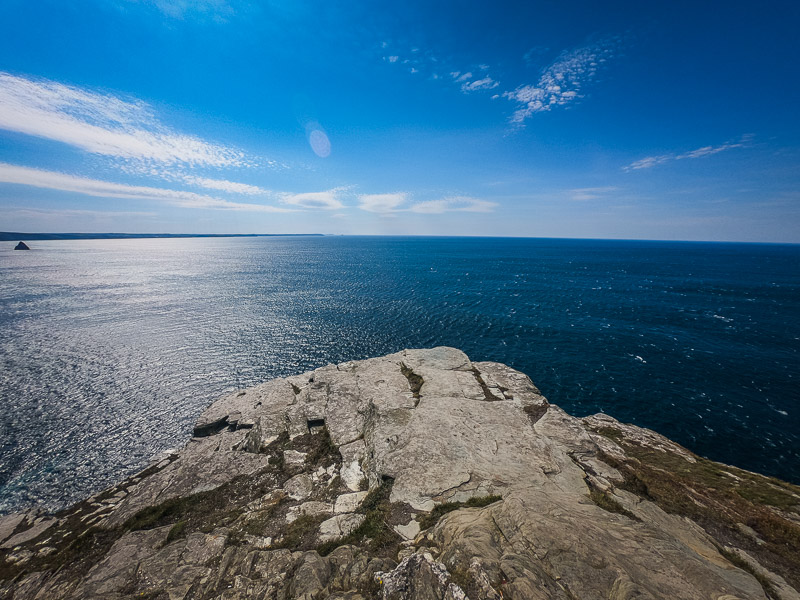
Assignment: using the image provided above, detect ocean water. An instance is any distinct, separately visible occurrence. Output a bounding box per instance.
[0,236,798,513]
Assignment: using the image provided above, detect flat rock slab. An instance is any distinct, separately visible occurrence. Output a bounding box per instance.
[318,514,366,542]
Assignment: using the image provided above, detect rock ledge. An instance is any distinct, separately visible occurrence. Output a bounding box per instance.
[1,347,799,600]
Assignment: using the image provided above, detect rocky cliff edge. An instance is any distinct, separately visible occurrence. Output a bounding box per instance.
[1,347,799,600]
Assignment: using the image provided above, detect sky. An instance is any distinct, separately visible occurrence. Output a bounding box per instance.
[0,0,799,241]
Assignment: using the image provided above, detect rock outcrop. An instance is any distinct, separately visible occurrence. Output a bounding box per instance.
[1,347,799,599]
[13,242,29,250]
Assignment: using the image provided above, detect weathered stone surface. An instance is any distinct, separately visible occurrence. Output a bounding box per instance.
[284,449,308,468]
[339,439,367,492]
[319,513,366,543]
[287,501,334,524]
[334,492,368,514]
[393,518,420,541]
[2,347,799,600]
[285,473,314,501]
[376,552,464,600]
[0,517,56,549]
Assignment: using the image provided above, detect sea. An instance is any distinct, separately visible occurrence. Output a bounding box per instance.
[1,236,798,514]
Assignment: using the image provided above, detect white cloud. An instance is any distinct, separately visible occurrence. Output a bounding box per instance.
[504,38,619,125]
[0,162,290,212]
[180,175,268,195]
[0,71,250,167]
[409,196,497,214]
[358,193,497,215]
[387,56,399,63]
[624,136,752,171]
[461,77,499,92]
[358,193,407,213]
[282,190,343,210]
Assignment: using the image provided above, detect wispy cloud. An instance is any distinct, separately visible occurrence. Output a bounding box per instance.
[569,186,618,201]
[459,76,499,93]
[358,193,497,214]
[408,196,497,214]
[5,207,157,221]
[623,136,753,171]
[0,163,290,212]
[180,175,268,195]
[282,190,344,210]
[383,45,500,95]
[504,37,620,125]
[0,71,250,168]
[121,0,238,21]
[359,193,407,214]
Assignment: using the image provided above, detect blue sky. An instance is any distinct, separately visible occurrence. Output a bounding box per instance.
[0,0,798,241]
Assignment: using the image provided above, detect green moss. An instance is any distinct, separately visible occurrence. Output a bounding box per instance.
[465,495,502,508]
[594,426,624,444]
[418,495,503,530]
[273,514,327,551]
[592,430,800,591]
[165,520,187,544]
[587,487,640,521]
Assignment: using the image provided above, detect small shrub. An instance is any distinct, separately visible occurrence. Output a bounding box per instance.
[317,477,400,557]
[305,427,339,468]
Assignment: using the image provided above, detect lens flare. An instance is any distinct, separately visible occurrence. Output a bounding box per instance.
[308,129,331,158]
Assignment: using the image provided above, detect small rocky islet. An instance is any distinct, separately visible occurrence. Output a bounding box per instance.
[1,347,799,599]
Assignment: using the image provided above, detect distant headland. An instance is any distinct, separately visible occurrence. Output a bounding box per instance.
[1,232,324,241]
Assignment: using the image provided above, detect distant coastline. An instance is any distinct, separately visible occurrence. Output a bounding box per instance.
[0,232,324,241]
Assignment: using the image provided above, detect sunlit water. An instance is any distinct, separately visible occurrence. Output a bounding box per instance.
[1,236,798,513]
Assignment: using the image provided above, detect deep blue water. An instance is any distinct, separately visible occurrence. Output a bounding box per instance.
[0,236,798,513]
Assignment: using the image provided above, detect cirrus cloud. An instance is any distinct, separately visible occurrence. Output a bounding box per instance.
[0,71,251,168]
[0,162,291,212]
[623,136,753,171]
[282,190,344,210]
[358,193,497,214]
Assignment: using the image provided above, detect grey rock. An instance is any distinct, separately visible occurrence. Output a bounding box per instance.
[2,347,798,600]
[319,513,366,543]
[285,473,314,501]
[0,517,56,549]
[334,492,368,514]
[284,449,308,468]
[287,501,334,524]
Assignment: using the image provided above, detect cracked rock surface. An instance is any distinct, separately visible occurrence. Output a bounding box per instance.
[1,347,799,600]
